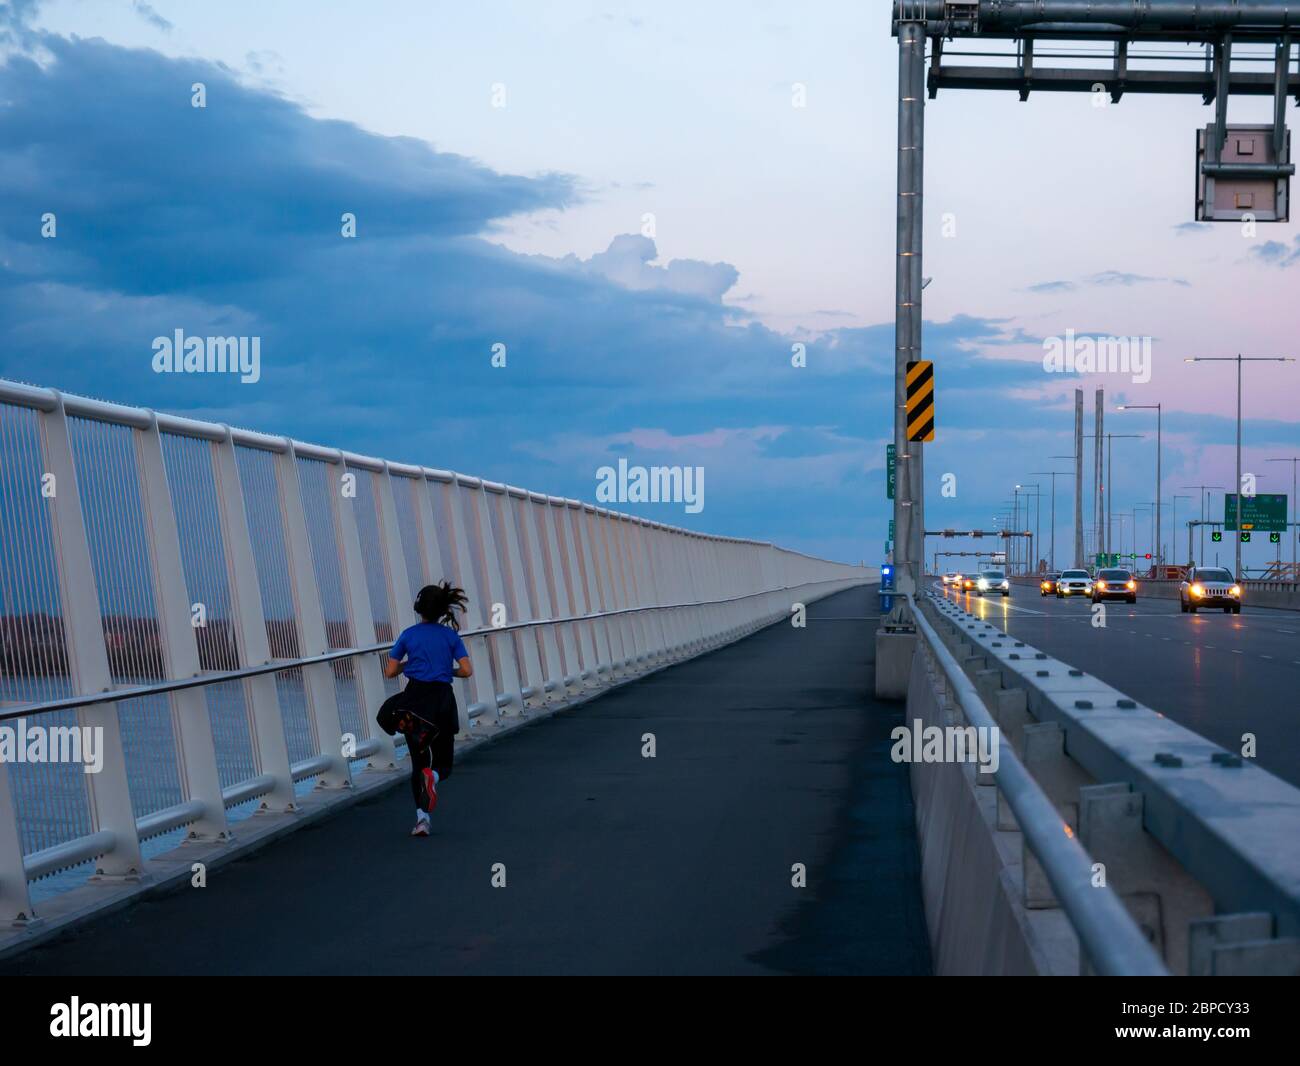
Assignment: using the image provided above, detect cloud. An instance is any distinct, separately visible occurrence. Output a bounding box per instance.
[0,29,1155,563]
[132,1,172,31]
[1027,270,1189,292]
[1248,236,1300,268]
[548,233,739,301]
[1173,222,1211,235]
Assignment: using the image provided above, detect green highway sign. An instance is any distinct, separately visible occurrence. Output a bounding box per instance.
[888,519,895,542]
[886,444,896,500]
[1224,493,1287,532]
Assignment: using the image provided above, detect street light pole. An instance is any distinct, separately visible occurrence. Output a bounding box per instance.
[1265,457,1300,577]
[1084,433,1144,565]
[1172,495,1192,567]
[1117,404,1162,575]
[1036,468,1076,573]
[1186,355,1296,580]
[1183,484,1226,566]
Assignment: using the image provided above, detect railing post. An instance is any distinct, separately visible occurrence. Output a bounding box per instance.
[0,757,36,924]
[589,508,632,672]
[516,492,570,697]
[573,504,618,676]
[377,467,418,633]
[439,477,502,730]
[547,496,599,686]
[613,514,652,665]
[135,415,231,842]
[39,396,145,878]
[273,445,351,790]
[634,519,672,660]
[471,483,525,715]
[557,500,604,681]
[490,487,547,706]
[601,511,642,670]
[332,458,397,771]
[212,430,297,813]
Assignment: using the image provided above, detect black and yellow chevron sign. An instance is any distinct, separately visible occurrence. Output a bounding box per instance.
[906,359,935,443]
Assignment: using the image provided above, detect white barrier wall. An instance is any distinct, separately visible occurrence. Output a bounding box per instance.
[0,378,872,925]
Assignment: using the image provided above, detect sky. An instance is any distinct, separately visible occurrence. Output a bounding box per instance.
[1,0,1298,568]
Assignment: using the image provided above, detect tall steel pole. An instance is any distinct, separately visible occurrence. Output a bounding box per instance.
[892,19,926,602]
[1117,404,1161,575]
[1074,389,1084,568]
[1094,389,1104,559]
[1039,464,1076,573]
[1183,484,1225,566]
[1266,458,1300,576]
[1187,355,1295,580]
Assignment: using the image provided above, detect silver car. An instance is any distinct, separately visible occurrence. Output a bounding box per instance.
[976,570,1010,597]
[1179,566,1242,614]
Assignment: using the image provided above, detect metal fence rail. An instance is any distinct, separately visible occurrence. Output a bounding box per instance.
[0,378,870,925]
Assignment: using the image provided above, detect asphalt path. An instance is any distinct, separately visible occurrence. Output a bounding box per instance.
[936,581,1300,788]
[2,585,932,976]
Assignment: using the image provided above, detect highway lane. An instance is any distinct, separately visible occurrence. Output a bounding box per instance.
[935,582,1300,789]
[1,586,932,977]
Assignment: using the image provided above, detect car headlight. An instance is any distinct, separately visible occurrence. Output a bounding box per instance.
[1096,580,1107,590]
[1191,583,1204,597]
[977,579,989,589]
[1126,580,1136,590]
[1230,585,1241,597]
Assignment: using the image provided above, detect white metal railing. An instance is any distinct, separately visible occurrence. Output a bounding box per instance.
[0,378,871,924]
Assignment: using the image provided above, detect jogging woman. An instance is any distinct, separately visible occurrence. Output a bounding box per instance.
[376,582,473,837]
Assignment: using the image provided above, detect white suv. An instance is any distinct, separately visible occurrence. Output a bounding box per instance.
[1056,569,1093,598]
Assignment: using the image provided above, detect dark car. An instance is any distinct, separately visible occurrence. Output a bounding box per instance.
[1039,572,1061,596]
[1092,568,1137,604]
[1179,566,1242,614]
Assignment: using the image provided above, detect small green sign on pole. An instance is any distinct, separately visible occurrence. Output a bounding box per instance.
[886,444,896,501]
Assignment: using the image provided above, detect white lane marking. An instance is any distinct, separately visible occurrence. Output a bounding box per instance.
[1260,655,1273,660]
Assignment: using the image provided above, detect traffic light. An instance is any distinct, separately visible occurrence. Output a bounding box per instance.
[1144,553,1152,560]
[1212,531,1223,543]
[1241,531,1252,544]
[1270,532,1282,544]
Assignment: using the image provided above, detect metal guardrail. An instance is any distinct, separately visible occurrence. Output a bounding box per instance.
[906,594,1167,975]
[920,587,1300,973]
[0,377,871,925]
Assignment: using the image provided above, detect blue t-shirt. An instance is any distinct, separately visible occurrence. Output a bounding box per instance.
[389,622,468,683]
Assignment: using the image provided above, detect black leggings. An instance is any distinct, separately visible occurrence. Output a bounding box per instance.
[376,680,459,808]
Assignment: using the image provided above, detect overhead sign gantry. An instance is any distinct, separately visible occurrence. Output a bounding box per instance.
[886,0,1297,613]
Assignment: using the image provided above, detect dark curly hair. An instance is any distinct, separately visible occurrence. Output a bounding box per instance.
[413,581,468,629]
